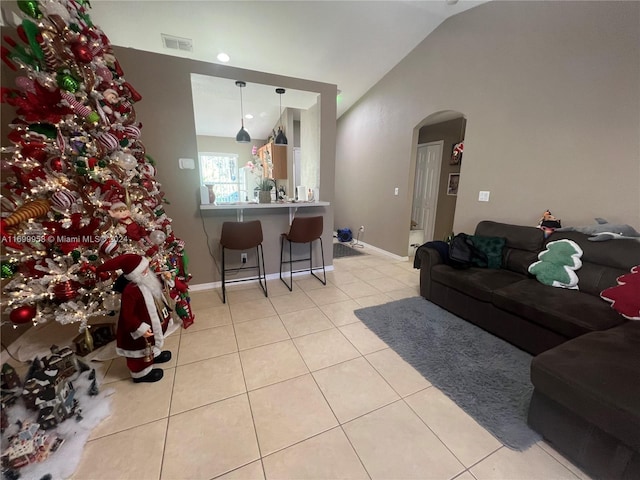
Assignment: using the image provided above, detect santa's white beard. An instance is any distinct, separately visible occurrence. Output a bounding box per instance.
[137,272,163,299]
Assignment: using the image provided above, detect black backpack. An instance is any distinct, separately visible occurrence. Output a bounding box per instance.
[448,233,486,269]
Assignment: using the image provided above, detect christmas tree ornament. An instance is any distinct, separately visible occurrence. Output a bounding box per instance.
[52,280,81,301]
[1,0,194,329]
[17,0,42,18]
[9,305,37,324]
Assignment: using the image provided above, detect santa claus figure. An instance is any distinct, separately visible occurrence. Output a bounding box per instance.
[96,254,173,383]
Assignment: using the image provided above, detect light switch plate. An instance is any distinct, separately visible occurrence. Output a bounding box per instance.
[478,191,490,202]
[178,158,195,170]
[394,187,399,196]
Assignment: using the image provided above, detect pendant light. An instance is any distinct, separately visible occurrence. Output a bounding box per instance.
[274,87,288,145]
[235,81,250,143]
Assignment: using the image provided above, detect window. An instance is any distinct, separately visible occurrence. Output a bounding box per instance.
[199,152,247,203]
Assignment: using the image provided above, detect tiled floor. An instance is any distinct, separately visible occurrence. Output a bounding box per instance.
[71,248,590,480]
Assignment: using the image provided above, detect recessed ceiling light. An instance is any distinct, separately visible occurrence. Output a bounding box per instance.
[217,52,230,62]
[245,114,253,119]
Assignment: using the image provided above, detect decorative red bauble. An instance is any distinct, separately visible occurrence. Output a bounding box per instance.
[52,280,81,301]
[72,43,93,63]
[10,305,36,324]
[49,156,65,172]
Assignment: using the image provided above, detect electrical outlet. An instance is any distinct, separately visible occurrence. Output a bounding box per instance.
[359,225,365,232]
[241,253,247,264]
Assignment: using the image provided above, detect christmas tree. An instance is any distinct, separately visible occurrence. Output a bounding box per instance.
[1,0,194,332]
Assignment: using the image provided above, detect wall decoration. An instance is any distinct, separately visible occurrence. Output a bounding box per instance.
[450,142,463,165]
[447,174,460,196]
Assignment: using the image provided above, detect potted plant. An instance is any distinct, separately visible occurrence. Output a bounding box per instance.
[256,178,276,204]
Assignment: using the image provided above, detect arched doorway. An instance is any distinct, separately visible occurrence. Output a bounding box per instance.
[409,111,466,256]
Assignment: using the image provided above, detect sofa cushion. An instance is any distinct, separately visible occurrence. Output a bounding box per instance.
[493,279,626,338]
[530,321,640,450]
[546,231,640,296]
[469,235,506,269]
[475,221,545,275]
[432,264,528,302]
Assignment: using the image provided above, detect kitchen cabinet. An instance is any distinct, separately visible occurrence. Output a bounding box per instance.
[258,142,287,179]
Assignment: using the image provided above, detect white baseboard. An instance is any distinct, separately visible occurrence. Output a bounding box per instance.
[333,231,408,262]
[189,265,335,291]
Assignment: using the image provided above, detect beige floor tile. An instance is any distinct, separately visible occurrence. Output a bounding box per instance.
[230,297,278,323]
[394,270,420,287]
[266,278,294,297]
[293,328,361,371]
[365,276,410,293]
[268,290,316,314]
[72,419,167,480]
[226,284,269,304]
[359,257,395,268]
[89,369,175,439]
[338,322,388,355]
[343,401,464,480]
[351,267,387,281]
[338,280,383,299]
[234,316,290,350]
[305,285,351,306]
[262,427,369,480]
[386,287,420,300]
[171,353,246,414]
[470,444,579,479]
[190,289,224,309]
[295,275,329,291]
[102,356,130,384]
[186,304,232,331]
[374,264,411,277]
[453,472,476,480]
[405,387,502,467]
[313,357,400,423]
[326,270,360,286]
[249,374,338,456]
[240,340,309,390]
[279,307,334,337]
[177,324,237,365]
[354,293,393,308]
[319,299,363,326]
[216,460,265,480]
[365,348,432,397]
[537,441,593,480]
[162,395,260,480]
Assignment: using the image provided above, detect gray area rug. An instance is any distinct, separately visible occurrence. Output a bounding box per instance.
[333,242,366,258]
[354,296,540,450]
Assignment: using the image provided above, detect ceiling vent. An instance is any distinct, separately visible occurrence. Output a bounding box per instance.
[161,34,193,52]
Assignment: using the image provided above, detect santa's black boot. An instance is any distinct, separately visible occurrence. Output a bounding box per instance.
[154,351,172,364]
[133,368,164,383]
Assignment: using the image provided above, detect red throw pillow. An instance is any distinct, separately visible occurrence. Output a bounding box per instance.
[600,265,640,320]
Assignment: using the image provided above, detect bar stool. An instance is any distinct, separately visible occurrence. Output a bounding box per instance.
[220,220,267,303]
[280,216,326,291]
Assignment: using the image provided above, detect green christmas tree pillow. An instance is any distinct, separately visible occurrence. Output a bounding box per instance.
[528,239,583,289]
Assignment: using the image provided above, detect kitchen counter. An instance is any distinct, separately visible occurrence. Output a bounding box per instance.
[200,201,330,223]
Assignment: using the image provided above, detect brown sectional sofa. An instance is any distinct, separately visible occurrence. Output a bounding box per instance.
[417,220,640,479]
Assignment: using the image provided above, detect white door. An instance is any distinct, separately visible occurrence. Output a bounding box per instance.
[411,141,443,244]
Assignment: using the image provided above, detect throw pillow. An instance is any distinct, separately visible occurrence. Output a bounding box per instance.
[528,239,583,289]
[600,265,640,320]
[469,235,506,269]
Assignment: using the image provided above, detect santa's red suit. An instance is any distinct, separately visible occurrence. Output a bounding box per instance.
[97,254,173,383]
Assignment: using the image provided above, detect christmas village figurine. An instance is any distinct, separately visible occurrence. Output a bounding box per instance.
[1,421,64,470]
[21,346,80,430]
[1,344,101,473]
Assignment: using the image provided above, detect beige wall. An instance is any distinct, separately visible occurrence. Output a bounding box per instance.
[335,1,640,256]
[102,48,337,285]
